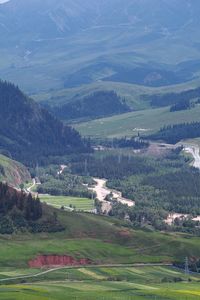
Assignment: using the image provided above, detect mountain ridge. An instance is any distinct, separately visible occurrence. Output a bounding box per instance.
[0,80,90,163]
[0,0,200,92]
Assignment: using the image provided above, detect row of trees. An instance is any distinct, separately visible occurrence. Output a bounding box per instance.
[149,122,200,144]
[96,136,149,150]
[145,87,200,108]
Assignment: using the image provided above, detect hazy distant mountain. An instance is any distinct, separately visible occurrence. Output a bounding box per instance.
[0,0,200,92]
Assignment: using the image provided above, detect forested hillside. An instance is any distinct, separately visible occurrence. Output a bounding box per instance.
[0,80,90,163]
[50,91,131,121]
[149,122,200,144]
[0,182,64,234]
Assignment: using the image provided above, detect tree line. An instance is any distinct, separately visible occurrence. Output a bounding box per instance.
[148,122,200,144]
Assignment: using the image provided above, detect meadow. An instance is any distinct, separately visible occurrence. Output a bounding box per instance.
[39,194,94,211]
[75,105,200,138]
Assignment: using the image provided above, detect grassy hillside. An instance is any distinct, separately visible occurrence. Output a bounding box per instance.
[0,208,200,268]
[0,204,200,299]
[34,79,200,111]
[75,105,200,138]
[0,154,31,187]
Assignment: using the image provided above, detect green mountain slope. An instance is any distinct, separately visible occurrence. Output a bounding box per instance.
[0,154,31,187]
[0,80,90,162]
[1,206,200,267]
[48,91,131,122]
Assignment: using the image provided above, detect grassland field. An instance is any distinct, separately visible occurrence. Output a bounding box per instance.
[39,194,94,211]
[75,105,200,138]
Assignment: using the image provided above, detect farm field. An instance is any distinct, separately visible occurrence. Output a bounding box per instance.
[39,194,94,211]
[0,266,199,300]
[0,209,200,299]
[75,105,200,138]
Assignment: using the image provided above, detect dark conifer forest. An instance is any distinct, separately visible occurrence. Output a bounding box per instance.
[0,182,64,234]
[0,80,91,163]
[50,91,131,121]
[149,122,200,144]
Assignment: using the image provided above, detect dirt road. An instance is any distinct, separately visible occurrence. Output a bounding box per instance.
[0,263,172,283]
[184,145,200,169]
[91,178,134,213]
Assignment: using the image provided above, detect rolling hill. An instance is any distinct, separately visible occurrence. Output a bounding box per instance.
[75,105,200,138]
[0,0,200,94]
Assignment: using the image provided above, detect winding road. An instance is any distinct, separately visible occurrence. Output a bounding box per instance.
[90,178,135,213]
[184,145,200,169]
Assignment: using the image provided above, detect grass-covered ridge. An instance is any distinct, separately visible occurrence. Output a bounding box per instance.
[0,208,200,268]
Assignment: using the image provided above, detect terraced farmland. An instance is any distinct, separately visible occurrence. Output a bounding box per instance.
[0,266,199,299]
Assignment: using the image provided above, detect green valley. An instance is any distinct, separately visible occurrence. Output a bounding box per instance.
[75,105,200,138]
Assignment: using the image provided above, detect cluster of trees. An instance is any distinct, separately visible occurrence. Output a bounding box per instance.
[96,136,149,150]
[35,164,94,198]
[38,173,93,198]
[0,80,91,164]
[145,87,200,108]
[149,122,200,144]
[170,98,192,112]
[0,182,64,234]
[50,91,131,121]
[142,169,200,214]
[71,154,154,179]
[102,151,200,234]
[0,182,42,234]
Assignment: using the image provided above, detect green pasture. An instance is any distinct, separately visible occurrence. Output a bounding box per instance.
[75,105,200,138]
[39,194,94,211]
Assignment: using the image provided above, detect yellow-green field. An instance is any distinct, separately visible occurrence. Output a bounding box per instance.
[39,194,94,211]
[0,266,199,299]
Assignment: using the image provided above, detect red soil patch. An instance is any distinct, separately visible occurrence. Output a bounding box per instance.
[29,255,92,268]
[118,230,131,237]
